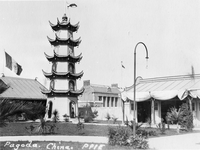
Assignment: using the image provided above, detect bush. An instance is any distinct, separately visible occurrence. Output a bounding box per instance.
[105,113,111,121]
[84,115,92,123]
[179,103,193,131]
[156,121,166,134]
[63,114,69,122]
[108,126,130,146]
[128,134,149,149]
[108,126,149,149]
[112,116,118,124]
[79,105,98,123]
[52,109,59,123]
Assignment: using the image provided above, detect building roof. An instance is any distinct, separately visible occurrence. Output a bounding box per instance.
[0,76,47,100]
[88,84,120,94]
[122,74,200,101]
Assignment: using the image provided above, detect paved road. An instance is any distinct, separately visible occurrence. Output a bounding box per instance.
[148,130,200,150]
[1,129,200,149]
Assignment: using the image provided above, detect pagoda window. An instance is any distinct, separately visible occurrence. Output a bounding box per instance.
[52,62,57,72]
[69,80,75,91]
[68,63,74,73]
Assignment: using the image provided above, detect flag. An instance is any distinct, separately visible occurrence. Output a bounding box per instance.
[5,52,23,75]
[67,3,77,8]
[5,52,12,70]
[121,61,125,69]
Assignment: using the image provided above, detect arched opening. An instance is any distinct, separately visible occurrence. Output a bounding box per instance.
[69,101,76,118]
[48,101,53,118]
[69,80,75,91]
[68,63,74,73]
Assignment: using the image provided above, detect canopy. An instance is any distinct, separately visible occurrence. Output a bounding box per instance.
[121,75,200,102]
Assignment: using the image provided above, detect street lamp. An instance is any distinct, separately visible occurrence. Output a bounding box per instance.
[133,42,149,137]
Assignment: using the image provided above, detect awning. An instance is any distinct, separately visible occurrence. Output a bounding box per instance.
[122,75,200,101]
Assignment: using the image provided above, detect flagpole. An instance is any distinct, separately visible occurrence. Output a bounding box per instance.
[2,49,5,76]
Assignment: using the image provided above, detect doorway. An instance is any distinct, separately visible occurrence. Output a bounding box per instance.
[69,101,75,118]
[137,100,151,123]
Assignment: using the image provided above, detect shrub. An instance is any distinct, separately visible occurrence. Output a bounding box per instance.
[136,129,149,138]
[52,109,59,123]
[146,117,151,127]
[108,126,130,146]
[167,103,193,133]
[25,118,58,135]
[124,118,143,131]
[108,126,149,149]
[105,113,111,121]
[112,116,118,124]
[63,114,69,122]
[84,115,92,123]
[167,107,183,134]
[79,105,98,123]
[128,134,149,149]
[179,103,193,131]
[156,121,166,134]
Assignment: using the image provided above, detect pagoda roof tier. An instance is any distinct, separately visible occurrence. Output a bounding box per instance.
[42,70,84,80]
[44,50,82,63]
[47,34,81,47]
[41,88,84,97]
[49,18,79,32]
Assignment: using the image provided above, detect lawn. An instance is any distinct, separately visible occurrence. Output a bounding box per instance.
[0,121,191,137]
[1,122,197,150]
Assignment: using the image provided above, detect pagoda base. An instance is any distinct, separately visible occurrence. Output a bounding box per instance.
[45,96,78,121]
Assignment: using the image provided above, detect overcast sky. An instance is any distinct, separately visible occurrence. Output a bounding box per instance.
[0,0,200,89]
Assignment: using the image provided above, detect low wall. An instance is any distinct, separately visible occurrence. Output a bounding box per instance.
[91,107,123,121]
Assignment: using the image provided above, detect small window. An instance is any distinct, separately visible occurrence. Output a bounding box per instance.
[103,97,106,107]
[69,80,74,91]
[115,97,118,107]
[111,97,114,107]
[99,96,102,101]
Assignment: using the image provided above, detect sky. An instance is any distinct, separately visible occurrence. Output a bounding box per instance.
[0,0,200,89]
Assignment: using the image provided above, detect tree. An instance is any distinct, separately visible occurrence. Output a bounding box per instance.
[179,103,193,131]
[0,99,46,127]
[167,107,183,134]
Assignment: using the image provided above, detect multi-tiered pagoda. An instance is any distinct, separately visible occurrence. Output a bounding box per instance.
[42,13,84,120]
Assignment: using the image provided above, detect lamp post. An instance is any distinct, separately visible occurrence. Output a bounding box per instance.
[133,42,149,137]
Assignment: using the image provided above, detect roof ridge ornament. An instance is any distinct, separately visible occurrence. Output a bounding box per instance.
[62,14,68,23]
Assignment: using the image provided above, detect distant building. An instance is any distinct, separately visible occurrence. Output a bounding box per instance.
[78,80,123,120]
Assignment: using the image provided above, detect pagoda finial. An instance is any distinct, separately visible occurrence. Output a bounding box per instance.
[62,14,68,23]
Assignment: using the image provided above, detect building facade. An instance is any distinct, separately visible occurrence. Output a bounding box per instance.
[42,12,84,121]
[122,74,200,127]
[79,80,123,120]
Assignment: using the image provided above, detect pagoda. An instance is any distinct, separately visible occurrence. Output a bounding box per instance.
[42,11,84,120]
